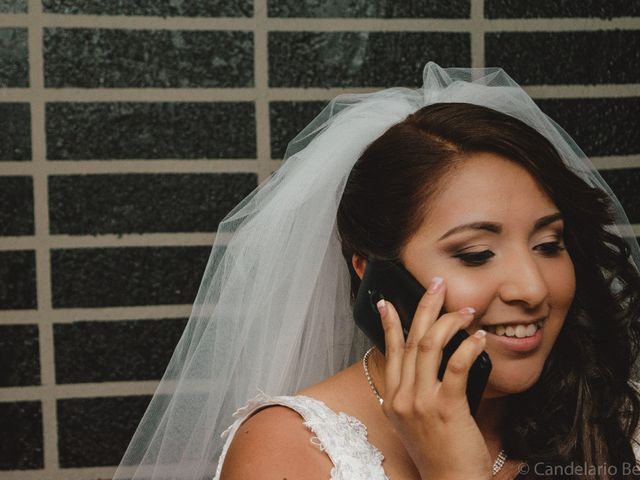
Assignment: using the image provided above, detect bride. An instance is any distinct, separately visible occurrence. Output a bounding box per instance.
[114,63,640,480]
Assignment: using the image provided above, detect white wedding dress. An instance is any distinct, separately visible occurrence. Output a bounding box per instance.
[213,391,389,479]
[213,385,640,480]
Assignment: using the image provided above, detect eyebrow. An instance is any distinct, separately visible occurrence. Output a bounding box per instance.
[437,212,564,242]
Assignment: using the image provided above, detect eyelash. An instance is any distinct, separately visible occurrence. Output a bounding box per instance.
[453,241,567,267]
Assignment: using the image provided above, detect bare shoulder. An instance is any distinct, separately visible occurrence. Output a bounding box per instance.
[219,404,334,480]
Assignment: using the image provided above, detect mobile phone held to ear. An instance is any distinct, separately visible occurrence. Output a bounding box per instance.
[353,259,492,417]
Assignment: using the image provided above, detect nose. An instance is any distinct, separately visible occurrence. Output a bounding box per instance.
[498,249,549,309]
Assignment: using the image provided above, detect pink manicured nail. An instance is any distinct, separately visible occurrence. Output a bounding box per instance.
[459,307,476,315]
[427,276,444,294]
[474,329,487,339]
[376,299,387,317]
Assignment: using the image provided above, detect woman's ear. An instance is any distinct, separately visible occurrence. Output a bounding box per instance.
[351,254,368,280]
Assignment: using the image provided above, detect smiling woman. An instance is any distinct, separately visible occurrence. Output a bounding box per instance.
[115,64,640,480]
[333,102,640,478]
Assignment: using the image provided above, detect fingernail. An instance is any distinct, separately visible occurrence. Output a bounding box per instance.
[376,299,387,317]
[459,307,476,315]
[427,276,444,294]
[473,329,487,339]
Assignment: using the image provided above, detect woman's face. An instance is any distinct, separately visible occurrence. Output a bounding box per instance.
[400,152,576,398]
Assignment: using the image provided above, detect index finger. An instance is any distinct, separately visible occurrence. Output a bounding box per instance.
[399,277,446,387]
[406,276,445,345]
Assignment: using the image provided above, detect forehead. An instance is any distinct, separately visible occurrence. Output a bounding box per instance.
[422,152,558,233]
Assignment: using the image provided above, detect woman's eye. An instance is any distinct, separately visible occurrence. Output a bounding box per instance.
[534,241,566,256]
[453,250,495,266]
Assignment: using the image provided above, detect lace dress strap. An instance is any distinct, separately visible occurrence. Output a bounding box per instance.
[213,390,389,480]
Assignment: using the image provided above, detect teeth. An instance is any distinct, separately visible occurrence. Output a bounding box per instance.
[492,321,542,338]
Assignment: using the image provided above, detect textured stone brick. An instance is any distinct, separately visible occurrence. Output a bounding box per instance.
[486,31,640,85]
[46,102,256,160]
[49,173,257,234]
[44,28,253,88]
[54,318,187,383]
[0,176,33,236]
[269,31,470,87]
[51,247,210,308]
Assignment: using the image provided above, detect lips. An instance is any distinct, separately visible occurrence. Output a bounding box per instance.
[484,323,544,353]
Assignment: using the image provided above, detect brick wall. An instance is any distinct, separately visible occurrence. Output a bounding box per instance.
[0,1,638,478]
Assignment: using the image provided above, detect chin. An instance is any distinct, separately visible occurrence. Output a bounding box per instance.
[483,360,545,398]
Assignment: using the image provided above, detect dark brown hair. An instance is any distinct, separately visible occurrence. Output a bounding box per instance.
[336,103,640,479]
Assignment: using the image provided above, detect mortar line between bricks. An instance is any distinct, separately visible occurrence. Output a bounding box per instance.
[27,0,60,473]
[253,0,272,182]
[0,304,195,325]
[0,84,637,103]
[470,0,485,69]
[0,232,217,249]
[2,153,640,177]
[0,13,638,31]
[0,465,118,480]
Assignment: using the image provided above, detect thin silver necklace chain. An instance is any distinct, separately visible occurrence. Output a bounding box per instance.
[363,346,508,476]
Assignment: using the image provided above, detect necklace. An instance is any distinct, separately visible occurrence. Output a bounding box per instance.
[363,346,508,476]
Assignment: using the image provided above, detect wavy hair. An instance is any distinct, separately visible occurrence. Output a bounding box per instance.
[336,103,640,479]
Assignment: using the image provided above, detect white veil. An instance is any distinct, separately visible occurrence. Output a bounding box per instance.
[114,62,640,480]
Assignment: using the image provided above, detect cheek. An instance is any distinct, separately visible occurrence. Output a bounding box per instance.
[547,257,576,313]
[441,274,494,312]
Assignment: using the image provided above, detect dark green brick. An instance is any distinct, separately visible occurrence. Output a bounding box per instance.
[269,31,470,87]
[54,318,187,383]
[49,173,257,235]
[0,103,31,160]
[0,0,27,13]
[43,0,251,17]
[536,98,640,157]
[44,28,253,88]
[268,0,469,18]
[0,28,28,87]
[57,396,149,467]
[46,102,256,160]
[0,176,33,236]
[0,402,43,469]
[486,31,640,85]
[51,247,210,308]
[486,0,640,18]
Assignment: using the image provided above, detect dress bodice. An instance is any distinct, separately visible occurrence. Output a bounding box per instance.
[213,390,389,480]
[214,386,640,479]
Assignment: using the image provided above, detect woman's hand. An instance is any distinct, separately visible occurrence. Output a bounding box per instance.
[378,276,492,480]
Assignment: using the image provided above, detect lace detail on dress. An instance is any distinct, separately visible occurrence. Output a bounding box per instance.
[213,390,389,480]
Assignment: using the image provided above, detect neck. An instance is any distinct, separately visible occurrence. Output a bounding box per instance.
[367,348,507,461]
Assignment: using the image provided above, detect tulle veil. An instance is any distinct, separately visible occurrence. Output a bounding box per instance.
[114,62,640,480]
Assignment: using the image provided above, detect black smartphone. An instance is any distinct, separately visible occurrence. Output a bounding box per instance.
[353,259,492,417]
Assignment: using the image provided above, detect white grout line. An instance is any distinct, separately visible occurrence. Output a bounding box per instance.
[523,84,640,98]
[1,380,162,402]
[0,232,216,250]
[26,0,59,473]
[0,304,194,325]
[0,12,257,30]
[482,16,640,32]
[0,13,638,31]
[2,153,638,179]
[590,156,640,170]
[0,158,282,175]
[470,0,484,69]
[0,465,118,480]
[0,84,637,104]
[253,0,273,180]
